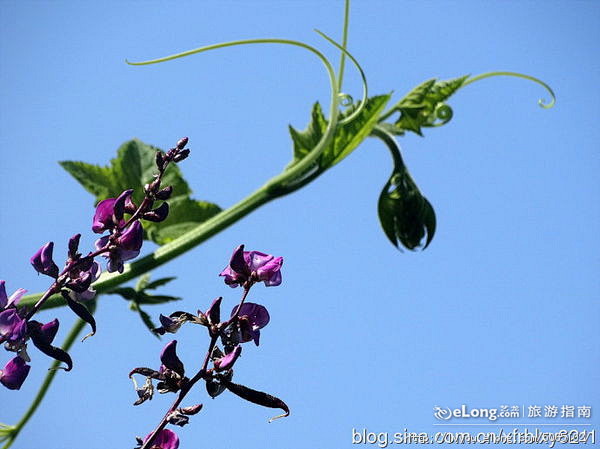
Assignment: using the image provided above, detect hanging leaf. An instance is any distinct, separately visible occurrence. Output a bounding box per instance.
[107,274,180,336]
[373,126,436,250]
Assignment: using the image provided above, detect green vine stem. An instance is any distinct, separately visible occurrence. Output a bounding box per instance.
[18,35,365,311]
[1,302,96,449]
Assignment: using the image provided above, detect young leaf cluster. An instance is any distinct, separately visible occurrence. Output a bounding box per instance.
[60,140,221,245]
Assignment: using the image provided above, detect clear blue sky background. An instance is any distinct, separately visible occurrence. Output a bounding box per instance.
[1,1,598,448]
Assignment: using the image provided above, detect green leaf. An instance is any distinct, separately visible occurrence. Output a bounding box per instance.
[145,276,177,290]
[389,75,469,136]
[289,94,391,173]
[145,197,222,245]
[60,139,221,245]
[135,293,181,305]
[107,273,180,336]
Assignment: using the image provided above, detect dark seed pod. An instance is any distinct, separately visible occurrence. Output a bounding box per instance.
[224,380,290,421]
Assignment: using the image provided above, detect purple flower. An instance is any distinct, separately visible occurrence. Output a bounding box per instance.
[30,242,59,278]
[92,189,133,234]
[96,221,144,273]
[160,341,184,377]
[144,429,179,449]
[0,309,27,344]
[205,297,222,325]
[214,345,242,371]
[220,245,283,288]
[0,356,31,390]
[231,303,270,346]
[0,281,27,309]
[67,260,101,301]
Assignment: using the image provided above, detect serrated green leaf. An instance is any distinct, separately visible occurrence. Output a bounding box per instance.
[390,75,469,136]
[146,196,221,245]
[60,139,221,244]
[135,293,181,305]
[145,276,177,290]
[108,287,138,300]
[58,161,116,199]
[288,94,391,173]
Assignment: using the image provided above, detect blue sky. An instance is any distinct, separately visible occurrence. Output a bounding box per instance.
[1,1,598,448]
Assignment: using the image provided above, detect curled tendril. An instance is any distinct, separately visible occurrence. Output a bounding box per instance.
[338,93,354,107]
[126,34,369,193]
[314,29,368,125]
[428,103,453,127]
[462,71,556,109]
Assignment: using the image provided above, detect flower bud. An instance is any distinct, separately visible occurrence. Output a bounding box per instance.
[0,356,31,390]
[68,234,81,259]
[176,137,188,150]
[173,149,190,163]
[142,202,169,222]
[155,151,166,170]
[30,242,59,278]
[180,404,203,415]
[160,340,185,377]
[155,185,173,200]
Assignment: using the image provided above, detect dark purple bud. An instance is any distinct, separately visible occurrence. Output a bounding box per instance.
[172,149,190,163]
[219,245,249,287]
[0,309,27,343]
[0,356,31,390]
[155,185,173,201]
[0,281,27,309]
[143,429,179,449]
[30,242,59,278]
[176,137,188,150]
[124,195,138,214]
[214,345,241,371]
[155,151,166,171]
[206,297,222,325]
[113,189,134,223]
[92,198,121,233]
[181,404,203,415]
[40,319,59,344]
[142,202,169,223]
[160,341,184,377]
[68,234,81,259]
[145,178,160,194]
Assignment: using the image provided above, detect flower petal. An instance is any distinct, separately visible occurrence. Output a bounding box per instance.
[0,356,31,390]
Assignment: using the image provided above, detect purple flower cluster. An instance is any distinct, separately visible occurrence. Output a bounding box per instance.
[1,137,191,391]
[131,245,287,449]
